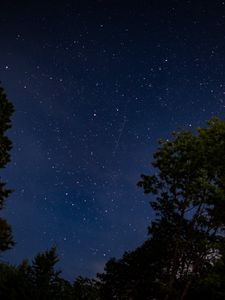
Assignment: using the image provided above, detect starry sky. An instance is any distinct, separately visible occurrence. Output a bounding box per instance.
[1,0,225,281]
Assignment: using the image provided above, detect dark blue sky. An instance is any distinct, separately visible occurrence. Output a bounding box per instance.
[1,0,225,280]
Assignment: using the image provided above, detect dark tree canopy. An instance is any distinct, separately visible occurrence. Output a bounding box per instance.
[137,117,225,300]
[0,85,14,252]
[0,247,74,300]
[97,117,225,300]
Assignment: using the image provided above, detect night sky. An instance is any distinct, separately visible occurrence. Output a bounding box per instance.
[1,1,225,281]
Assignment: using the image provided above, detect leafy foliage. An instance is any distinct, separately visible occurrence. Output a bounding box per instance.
[0,247,74,300]
[0,85,14,252]
[73,276,100,299]
[137,117,225,299]
[97,117,225,300]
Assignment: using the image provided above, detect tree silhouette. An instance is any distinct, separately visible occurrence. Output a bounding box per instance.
[0,85,14,252]
[31,246,65,299]
[138,117,225,299]
[97,117,225,300]
[0,247,74,299]
[73,276,100,299]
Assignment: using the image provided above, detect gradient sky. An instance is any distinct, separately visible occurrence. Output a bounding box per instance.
[1,1,225,281]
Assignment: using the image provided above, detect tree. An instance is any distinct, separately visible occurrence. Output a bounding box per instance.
[97,240,164,300]
[138,117,225,300]
[188,243,225,299]
[31,246,65,299]
[73,276,100,300]
[0,260,35,300]
[0,85,14,252]
[0,247,73,300]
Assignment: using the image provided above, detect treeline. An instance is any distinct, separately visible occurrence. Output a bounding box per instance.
[1,85,225,299]
[1,239,225,300]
